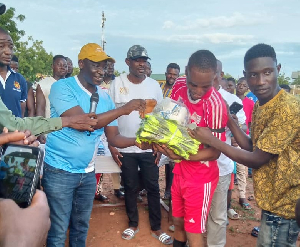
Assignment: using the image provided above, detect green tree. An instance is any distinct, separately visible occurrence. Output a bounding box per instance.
[278,73,290,85]
[292,77,300,85]
[0,7,25,49]
[114,70,126,77]
[16,36,53,82]
[223,73,234,79]
[0,7,53,81]
[72,67,80,76]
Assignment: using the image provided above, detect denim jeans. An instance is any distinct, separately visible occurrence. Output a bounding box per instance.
[257,210,300,247]
[120,152,161,231]
[42,163,96,247]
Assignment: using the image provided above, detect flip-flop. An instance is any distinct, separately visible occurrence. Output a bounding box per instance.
[122,228,139,240]
[151,232,173,245]
[241,202,251,210]
[227,208,239,220]
[251,227,259,237]
[248,195,255,201]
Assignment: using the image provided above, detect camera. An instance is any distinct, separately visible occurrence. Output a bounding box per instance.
[0,144,44,208]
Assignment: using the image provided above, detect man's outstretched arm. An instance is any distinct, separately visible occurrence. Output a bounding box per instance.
[0,98,97,136]
[189,127,274,169]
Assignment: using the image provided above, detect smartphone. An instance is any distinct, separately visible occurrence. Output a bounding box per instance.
[229,102,243,115]
[0,144,44,208]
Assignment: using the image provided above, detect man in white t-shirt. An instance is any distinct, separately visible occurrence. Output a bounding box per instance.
[36,55,68,144]
[109,45,172,245]
[206,60,246,247]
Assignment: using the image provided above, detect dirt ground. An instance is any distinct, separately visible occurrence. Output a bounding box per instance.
[67,167,300,247]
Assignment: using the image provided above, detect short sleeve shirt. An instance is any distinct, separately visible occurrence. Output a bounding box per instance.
[159,81,173,98]
[0,67,27,117]
[170,77,228,183]
[251,89,300,219]
[242,97,254,135]
[45,76,117,173]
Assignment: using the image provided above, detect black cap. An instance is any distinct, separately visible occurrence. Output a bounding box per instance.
[0,3,6,15]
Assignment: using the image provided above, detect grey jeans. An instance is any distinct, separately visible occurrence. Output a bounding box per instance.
[257,210,300,247]
[207,173,231,247]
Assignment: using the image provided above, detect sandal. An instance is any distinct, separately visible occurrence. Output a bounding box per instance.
[251,227,259,237]
[227,208,239,220]
[151,232,173,245]
[122,228,139,240]
[240,202,251,210]
[248,195,255,201]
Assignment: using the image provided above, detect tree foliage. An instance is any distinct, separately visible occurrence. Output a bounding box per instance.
[72,67,80,76]
[114,70,126,77]
[16,36,53,82]
[223,73,235,80]
[0,7,25,49]
[0,7,53,82]
[278,73,290,85]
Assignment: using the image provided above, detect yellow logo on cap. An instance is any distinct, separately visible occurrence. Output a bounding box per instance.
[14,81,20,90]
[95,47,103,53]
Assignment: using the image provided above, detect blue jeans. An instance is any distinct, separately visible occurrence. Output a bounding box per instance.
[42,163,96,247]
[257,210,300,247]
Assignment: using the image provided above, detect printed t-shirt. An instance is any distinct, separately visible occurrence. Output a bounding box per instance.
[0,67,27,117]
[242,97,254,135]
[246,91,258,103]
[251,89,300,219]
[109,73,163,153]
[159,81,173,98]
[45,76,117,173]
[170,77,228,183]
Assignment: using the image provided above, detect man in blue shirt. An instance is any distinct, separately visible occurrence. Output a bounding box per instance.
[0,27,27,117]
[42,43,147,247]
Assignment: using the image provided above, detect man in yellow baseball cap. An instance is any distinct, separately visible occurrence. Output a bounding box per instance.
[78,43,115,63]
[42,42,147,246]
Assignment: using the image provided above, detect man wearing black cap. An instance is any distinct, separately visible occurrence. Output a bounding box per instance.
[109,45,173,245]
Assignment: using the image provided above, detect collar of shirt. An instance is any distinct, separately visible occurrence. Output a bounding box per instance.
[0,66,15,89]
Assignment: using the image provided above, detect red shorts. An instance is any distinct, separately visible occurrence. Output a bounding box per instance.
[229,173,234,190]
[171,173,218,233]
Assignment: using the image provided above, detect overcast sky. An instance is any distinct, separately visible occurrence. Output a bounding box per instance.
[7,0,300,78]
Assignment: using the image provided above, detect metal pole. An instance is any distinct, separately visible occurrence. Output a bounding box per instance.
[101,11,106,50]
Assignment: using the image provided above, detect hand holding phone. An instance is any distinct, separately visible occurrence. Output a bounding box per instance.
[0,144,44,208]
[229,102,243,115]
[0,190,50,247]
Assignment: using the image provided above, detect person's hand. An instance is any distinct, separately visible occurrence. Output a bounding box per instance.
[135,141,152,150]
[121,99,146,115]
[63,113,98,132]
[140,99,157,118]
[154,151,162,165]
[108,146,123,167]
[188,127,214,145]
[37,134,46,144]
[0,190,50,247]
[231,136,238,147]
[152,143,182,161]
[1,128,38,146]
[0,128,26,145]
[231,114,239,125]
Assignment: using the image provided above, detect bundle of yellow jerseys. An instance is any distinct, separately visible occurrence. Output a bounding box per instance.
[136,114,200,160]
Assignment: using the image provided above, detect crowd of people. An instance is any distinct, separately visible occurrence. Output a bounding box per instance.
[0,4,300,247]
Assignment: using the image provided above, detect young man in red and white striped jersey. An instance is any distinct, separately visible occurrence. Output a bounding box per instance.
[154,50,228,247]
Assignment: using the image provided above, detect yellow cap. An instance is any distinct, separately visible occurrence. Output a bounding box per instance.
[78,43,115,63]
